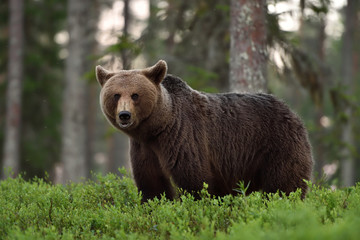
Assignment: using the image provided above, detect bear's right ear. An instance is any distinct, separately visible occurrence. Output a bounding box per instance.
[142,60,167,85]
[96,65,115,87]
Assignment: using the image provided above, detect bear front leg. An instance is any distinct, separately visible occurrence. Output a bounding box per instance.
[130,140,175,202]
[170,163,207,200]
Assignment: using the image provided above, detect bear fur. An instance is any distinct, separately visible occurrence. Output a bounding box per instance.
[96,60,313,202]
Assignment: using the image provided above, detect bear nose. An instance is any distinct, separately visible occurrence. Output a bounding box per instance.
[119,111,131,121]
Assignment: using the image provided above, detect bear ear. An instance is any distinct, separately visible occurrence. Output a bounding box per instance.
[142,60,167,85]
[96,65,115,87]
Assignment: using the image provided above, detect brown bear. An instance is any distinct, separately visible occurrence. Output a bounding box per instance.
[96,60,313,202]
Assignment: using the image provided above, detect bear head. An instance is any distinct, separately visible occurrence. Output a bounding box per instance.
[96,60,168,133]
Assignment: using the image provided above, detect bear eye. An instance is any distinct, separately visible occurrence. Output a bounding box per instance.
[114,93,120,101]
[131,93,139,101]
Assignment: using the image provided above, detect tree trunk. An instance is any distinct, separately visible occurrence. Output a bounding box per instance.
[108,133,130,174]
[314,14,326,178]
[106,0,131,174]
[2,0,24,178]
[340,0,358,187]
[60,0,93,183]
[229,0,268,93]
[121,0,131,70]
[84,0,100,179]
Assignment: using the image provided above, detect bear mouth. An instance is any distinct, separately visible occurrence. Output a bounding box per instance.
[118,121,133,129]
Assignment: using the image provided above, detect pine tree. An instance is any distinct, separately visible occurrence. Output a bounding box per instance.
[229,0,267,93]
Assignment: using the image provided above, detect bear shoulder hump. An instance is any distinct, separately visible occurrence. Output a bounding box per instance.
[161,74,192,94]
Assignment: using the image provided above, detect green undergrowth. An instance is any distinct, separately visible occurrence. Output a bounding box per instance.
[1,170,360,240]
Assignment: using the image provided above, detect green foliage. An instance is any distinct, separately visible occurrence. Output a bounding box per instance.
[0,0,67,178]
[106,35,142,57]
[141,0,230,91]
[185,66,219,92]
[19,0,66,178]
[1,171,360,239]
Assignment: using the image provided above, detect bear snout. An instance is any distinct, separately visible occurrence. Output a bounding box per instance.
[119,111,131,121]
[117,111,133,129]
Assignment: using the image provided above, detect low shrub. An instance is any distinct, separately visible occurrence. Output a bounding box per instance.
[1,170,359,239]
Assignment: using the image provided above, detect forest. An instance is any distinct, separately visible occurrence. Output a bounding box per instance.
[1,0,360,187]
[1,0,360,239]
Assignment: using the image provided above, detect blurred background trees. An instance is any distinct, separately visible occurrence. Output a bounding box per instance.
[0,0,359,187]
[339,0,358,187]
[2,0,24,177]
[60,0,99,183]
[1,0,66,179]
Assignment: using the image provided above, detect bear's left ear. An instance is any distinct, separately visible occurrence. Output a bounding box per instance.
[142,60,167,85]
[96,65,115,87]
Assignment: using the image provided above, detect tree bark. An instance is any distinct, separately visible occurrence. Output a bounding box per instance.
[314,14,326,179]
[2,0,24,178]
[84,0,100,179]
[60,0,93,183]
[121,0,131,70]
[340,0,358,187]
[229,0,268,93]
